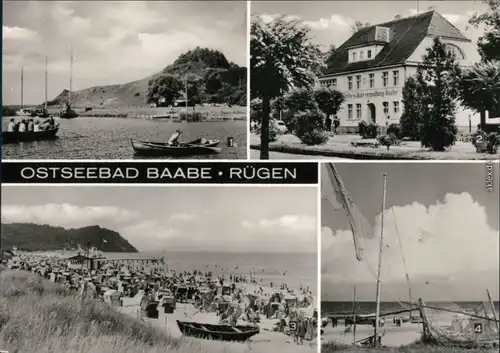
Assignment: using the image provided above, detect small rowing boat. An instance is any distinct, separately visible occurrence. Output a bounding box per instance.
[131,138,221,156]
[2,126,59,144]
[176,320,259,342]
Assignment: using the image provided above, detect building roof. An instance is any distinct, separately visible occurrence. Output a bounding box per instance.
[68,254,91,260]
[323,11,471,76]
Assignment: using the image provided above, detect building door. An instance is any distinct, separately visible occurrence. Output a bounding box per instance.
[367,103,376,123]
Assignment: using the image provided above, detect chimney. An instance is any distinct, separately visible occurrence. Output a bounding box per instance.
[394,15,402,20]
[428,6,436,11]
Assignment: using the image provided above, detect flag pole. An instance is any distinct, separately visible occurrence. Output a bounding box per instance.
[374,172,387,347]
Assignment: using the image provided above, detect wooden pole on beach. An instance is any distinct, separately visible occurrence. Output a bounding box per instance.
[21,61,24,109]
[185,77,188,112]
[486,289,499,337]
[352,285,357,345]
[373,173,388,347]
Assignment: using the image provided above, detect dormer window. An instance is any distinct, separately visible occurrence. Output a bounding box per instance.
[375,26,390,43]
[352,52,357,61]
[360,51,364,60]
[368,50,372,58]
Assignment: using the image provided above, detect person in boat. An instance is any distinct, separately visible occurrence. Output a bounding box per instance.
[167,130,182,146]
[27,119,34,132]
[34,120,41,132]
[7,119,15,132]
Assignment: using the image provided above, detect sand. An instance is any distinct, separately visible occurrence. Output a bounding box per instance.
[119,299,317,352]
[322,321,423,347]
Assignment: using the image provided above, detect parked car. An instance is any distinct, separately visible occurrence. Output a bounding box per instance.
[273,119,288,134]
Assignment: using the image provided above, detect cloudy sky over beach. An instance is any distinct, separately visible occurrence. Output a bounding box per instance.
[252,0,488,52]
[1,186,317,254]
[321,162,500,301]
[2,1,247,105]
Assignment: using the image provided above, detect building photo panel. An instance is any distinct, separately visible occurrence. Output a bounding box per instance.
[320,162,499,351]
[2,1,247,160]
[0,185,320,353]
[250,1,499,160]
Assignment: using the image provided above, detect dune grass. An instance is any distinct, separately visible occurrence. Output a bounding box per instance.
[0,270,256,353]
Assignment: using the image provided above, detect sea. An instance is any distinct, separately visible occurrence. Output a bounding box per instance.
[2,117,246,159]
[104,251,317,295]
[322,301,500,323]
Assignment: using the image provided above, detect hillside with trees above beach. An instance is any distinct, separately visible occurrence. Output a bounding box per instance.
[0,223,138,253]
[47,47,247,108]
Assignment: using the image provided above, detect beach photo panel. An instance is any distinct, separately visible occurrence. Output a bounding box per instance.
[320,161,499,351]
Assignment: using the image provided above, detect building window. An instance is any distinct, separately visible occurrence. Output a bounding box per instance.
[348,76,353,90]
[444,43,465,60]
[352,52,357,61]
[369,73,375,88]
[360,51,364,60]
[331,78,337,88]
[368,50,372,58]
[356,75,361,89]
[383,101,389,114]
[356,103,362,119]
[392,70,399,86]
[348,104,353,119]
[382,72,389,87]
[393,101,400,114]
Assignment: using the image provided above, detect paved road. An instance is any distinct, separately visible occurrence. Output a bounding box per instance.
[250,150,350,160]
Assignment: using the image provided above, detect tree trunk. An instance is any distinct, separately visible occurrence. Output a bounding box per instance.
[480,110,486,131]
[260,97,271,160]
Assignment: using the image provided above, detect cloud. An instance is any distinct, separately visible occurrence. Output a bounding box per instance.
[240,214,317,253]
[322,192,499,285]
[170,213,195,221]
[1,203,141,228]
[1,202,317,254]
[3,26,39,40]
[303,15,352,30]
[258,13,352,31]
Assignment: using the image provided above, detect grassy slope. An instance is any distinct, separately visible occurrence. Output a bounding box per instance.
[0,270,252,353]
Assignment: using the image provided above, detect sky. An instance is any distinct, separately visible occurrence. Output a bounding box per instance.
[1,186,317,254]
[2,1,247,105]
[321,162,500,302]
[251,1,489,52]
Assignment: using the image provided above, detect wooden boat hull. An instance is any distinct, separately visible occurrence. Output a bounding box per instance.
[176,320,259,342]
[2,127,59,144]
[131,138,221,156]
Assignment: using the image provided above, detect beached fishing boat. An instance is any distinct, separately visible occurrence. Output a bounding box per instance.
[2,126,59,144]
[176,320,259,342]
[130,138,221,156]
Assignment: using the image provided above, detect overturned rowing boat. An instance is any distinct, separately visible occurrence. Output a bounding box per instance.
[130,138,221,156]
[176,320,259,342]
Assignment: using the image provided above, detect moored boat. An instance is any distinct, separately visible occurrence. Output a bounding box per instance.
[176,320,259,342]
[2,126,59,144]
[131,138,221,156]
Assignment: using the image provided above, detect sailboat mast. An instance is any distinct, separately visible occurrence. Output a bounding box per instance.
[44,56,48,111]
[374,172,388,346]
[486,289,500,336]
[352,285,357,345]
[69,45,73,106]
[21,62,24,109]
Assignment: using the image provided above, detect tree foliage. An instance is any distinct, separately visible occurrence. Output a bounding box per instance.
[351,21,371,33]
[399,77,424,140]
[251,15,323,158]
[294,110,329,145]
[468,0,500,62]
[314,87,345,118]
[418,37,461,151]
[147,74,183,106]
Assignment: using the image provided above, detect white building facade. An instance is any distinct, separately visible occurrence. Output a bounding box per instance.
[319,11,481,133]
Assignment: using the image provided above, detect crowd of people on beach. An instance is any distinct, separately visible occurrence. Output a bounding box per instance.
[4,251,318,345]
[7,117,57,132]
